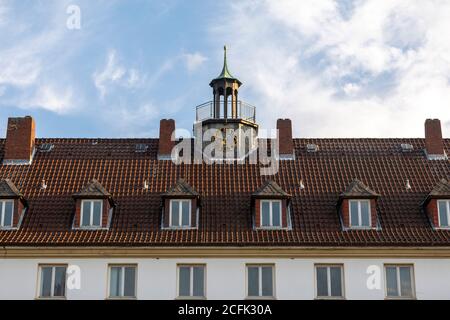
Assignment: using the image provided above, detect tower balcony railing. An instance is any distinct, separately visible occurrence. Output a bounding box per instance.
[195,100,256,123]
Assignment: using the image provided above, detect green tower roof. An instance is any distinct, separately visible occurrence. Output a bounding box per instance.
[210,46,242,85]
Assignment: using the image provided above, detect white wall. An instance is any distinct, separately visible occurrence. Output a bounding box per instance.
[1,257,450,300]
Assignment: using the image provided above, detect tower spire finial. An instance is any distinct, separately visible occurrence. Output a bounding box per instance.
[224,45,227,63]
[210,45,242,86]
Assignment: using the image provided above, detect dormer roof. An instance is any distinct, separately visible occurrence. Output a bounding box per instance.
[423,179,450,205]
[162,179,199,198]
[252,180,290,199]
[73,179,114,206]
[339,179,380,199]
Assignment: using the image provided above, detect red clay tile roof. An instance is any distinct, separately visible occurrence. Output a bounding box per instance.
[0,137,449,247]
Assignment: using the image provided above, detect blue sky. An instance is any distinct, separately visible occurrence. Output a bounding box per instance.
[0,0,449,138]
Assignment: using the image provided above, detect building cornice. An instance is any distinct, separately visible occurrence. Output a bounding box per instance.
[2,246,450,259]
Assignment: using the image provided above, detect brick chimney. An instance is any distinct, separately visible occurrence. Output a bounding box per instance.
[425,119,446,160]
[277,118,295,160]
[158,119,175,160]
[3,116,36,164]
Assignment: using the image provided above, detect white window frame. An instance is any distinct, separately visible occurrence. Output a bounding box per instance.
[177,264,206,299]
[107,264,138,299]
[384,264,415,299]
[0,199,14,228]
[80,199,103,228]
[437,200,450,228]
[349,199,372,228]
[37,264,67,299]
[169,199,192,228]
[314,264,345,299]
[245,264,276,299]
[259,200,282,228]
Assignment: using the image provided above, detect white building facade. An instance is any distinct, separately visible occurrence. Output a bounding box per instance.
[2,248,450,300]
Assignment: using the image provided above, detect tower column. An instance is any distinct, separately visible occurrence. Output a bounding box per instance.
[231,86,237,118]
[224,90,228,119]
[214,92,220,118]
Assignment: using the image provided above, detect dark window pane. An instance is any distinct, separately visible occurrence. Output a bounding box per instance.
[272,202,281,227]
[386,267,398,297]
[110,267,122,297]
[179,267,191,296]
[261,267,273,297]
[3,201,13,227]
[181,201,190,226]
[439,201,448,227]
[330,267,342,297]
[316,267,328,297]
[171,201,180,227]
[81,201,91,226]
[360,201,370,226]
[247,267,259,296]
[92,201,102,226]
[350,201,359,226]
[261,202,270,226]
[399,267,413,297]
[53,267,66,297]
[193,267,205,297]
[40,267,53,297]
[124,267,136,297]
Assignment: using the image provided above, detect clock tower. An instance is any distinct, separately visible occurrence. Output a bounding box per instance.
[194,46,258,160]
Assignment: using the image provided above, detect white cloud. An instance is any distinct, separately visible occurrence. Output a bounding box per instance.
[0,51,41,87]
[24,85,74,114]
[93,49,143,98]
[343,83,361,96]
[213,0,450,137]
[183,52,207,72]
[0,0,86,116]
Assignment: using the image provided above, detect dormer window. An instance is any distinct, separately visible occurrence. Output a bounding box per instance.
[72,179,114,230]
[169,199,192,228]
[0,179,27,230]
[81,200,103,228]
[422,179,450,229]
[260,200,282,228]
[0,200,14,228]
[162,179,199,229]
[438,200,450,228]
[339,179,380,230]
[349,200,371,228]
[252,180,291,230]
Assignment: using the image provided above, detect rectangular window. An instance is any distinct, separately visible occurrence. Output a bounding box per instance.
[80,200,102,228]
[246,265,275,298]
[260,200,282,228]
[438,200,450,228]
[170,199,191,228]
[315,265,344,299]
[178,265,206,298]
[109,265,137,299]
[349,200,371,228]
[0,200,14,228]
[385,265,415,299]
[39,265,67,299]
